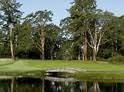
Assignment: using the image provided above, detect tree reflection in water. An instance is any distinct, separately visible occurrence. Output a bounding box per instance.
[0,77,123,92]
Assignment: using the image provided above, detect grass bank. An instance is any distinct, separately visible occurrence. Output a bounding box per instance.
[0,60,124,80]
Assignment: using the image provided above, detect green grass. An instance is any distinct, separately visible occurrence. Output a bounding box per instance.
[0,60,124,80]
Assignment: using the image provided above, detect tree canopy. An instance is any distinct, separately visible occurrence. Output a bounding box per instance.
[0,0,123,62]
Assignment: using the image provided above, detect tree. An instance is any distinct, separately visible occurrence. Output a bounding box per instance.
[87,11,114,61]
[25,10,53,60]
[45,24,61,59]
[117,16,124,56]
[14,22,33,58]
[69,0,97,61]
[0,0,22,59]
[60,17,75,60]
[103,15,124,58]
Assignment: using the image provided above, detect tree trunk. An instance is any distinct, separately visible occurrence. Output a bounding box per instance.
[84,32,88,61]
[81,32,88,61]
[40,31,45,60]
[50,47,54,60]
[78,47,81,60]
[10,24,15,60]
[93,47,97,62]
[112,41,114,57]
[93,31,97,62]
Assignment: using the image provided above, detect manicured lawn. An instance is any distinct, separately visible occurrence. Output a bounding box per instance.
[0,60,124,80]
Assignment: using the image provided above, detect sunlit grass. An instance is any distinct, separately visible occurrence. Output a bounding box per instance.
[0,60,124,80]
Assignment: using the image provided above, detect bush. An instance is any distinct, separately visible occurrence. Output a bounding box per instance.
[108,55,124,63]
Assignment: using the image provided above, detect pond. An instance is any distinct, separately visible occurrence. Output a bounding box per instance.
[0,76,124,92]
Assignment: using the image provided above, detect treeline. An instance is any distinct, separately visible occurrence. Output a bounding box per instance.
[0,0,124,61]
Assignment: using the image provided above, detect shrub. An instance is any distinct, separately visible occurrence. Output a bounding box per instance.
[108,55,124,63]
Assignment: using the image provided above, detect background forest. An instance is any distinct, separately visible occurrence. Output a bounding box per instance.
[0,0,124,62]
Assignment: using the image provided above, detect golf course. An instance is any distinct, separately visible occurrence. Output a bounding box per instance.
[0,60,124,81]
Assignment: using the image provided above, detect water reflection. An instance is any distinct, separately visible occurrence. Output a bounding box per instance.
[0,77,124,92]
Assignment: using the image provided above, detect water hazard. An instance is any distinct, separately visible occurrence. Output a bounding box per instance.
[0,76,124,92]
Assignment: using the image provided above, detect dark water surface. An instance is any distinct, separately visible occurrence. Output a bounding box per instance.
[0,77,124,92]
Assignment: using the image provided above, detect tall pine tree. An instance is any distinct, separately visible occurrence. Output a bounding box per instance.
[0,0,22,59]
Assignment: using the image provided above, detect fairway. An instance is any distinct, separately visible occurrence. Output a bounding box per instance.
[0,60,124,80]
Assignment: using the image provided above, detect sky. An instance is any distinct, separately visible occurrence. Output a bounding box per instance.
[17,0,124,25]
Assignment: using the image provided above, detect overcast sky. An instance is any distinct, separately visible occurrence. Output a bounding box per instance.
[17,0,124,25]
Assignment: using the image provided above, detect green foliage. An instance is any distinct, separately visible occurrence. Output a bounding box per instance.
[25,10,53,27]
[45,24,61,59]
[59,0,97,60]
[15,23,33,53]
[25,10,53,58]
[0,0,124,60]
[0,0,22,24]
[108,55,124,63]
